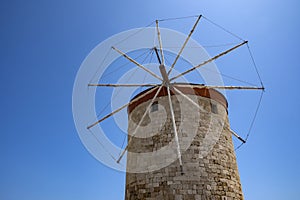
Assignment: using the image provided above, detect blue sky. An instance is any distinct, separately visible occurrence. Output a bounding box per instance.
[1,0,300,199]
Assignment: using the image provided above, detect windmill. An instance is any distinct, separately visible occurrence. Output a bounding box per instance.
[73,15,264,199]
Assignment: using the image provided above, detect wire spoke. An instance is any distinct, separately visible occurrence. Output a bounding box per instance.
[156,20,165,65]
[117,85,163,163]
[87,86,160,129]
[88,129,118,161]
[170,41,248,81]
[112,46,163,81]
[168,15,202,75]
[88,83,160,87]
[166,86,183,168]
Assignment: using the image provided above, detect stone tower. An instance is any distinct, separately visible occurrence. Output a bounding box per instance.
[125,84,244,200]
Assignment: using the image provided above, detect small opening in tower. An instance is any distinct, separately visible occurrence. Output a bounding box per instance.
[151,101,159,112]
[211,102,218,114]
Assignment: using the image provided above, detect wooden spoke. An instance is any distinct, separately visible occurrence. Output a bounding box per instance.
[230,129,246,143]
[88,83,160,87]
[196,85,264,90]
[170,41,248,81]
[166,86,183,167]
[117,85,163,163]
[87,86,160,129]
[168,15,202,75]
[156,20,165,65]
[171,85,248,144]
[112,46,163,81]
[170,86,201,110]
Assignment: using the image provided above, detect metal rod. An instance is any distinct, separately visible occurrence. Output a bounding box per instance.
[117,85,163,163]
[88,83,159,87]
[87,86,159,129]
[112,46,163,81]
[156,20,165,65]
[168,15,202,75]
[231,129,246,143]
[153,47,162,64]
[166,86,183,166]
[170,41,248,81]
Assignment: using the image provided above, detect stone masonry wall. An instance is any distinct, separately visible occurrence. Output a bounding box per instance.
[125,93,244,200]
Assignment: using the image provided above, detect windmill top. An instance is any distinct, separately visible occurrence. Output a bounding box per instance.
[72,14,265,172]
[127,83,228,114]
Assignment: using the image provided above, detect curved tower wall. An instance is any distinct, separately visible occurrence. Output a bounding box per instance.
[125,85,244,200]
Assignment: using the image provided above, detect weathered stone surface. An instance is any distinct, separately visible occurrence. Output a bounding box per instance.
[125,90,244,200]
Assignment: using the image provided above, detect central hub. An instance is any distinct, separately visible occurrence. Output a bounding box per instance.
[159,64,170,86]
